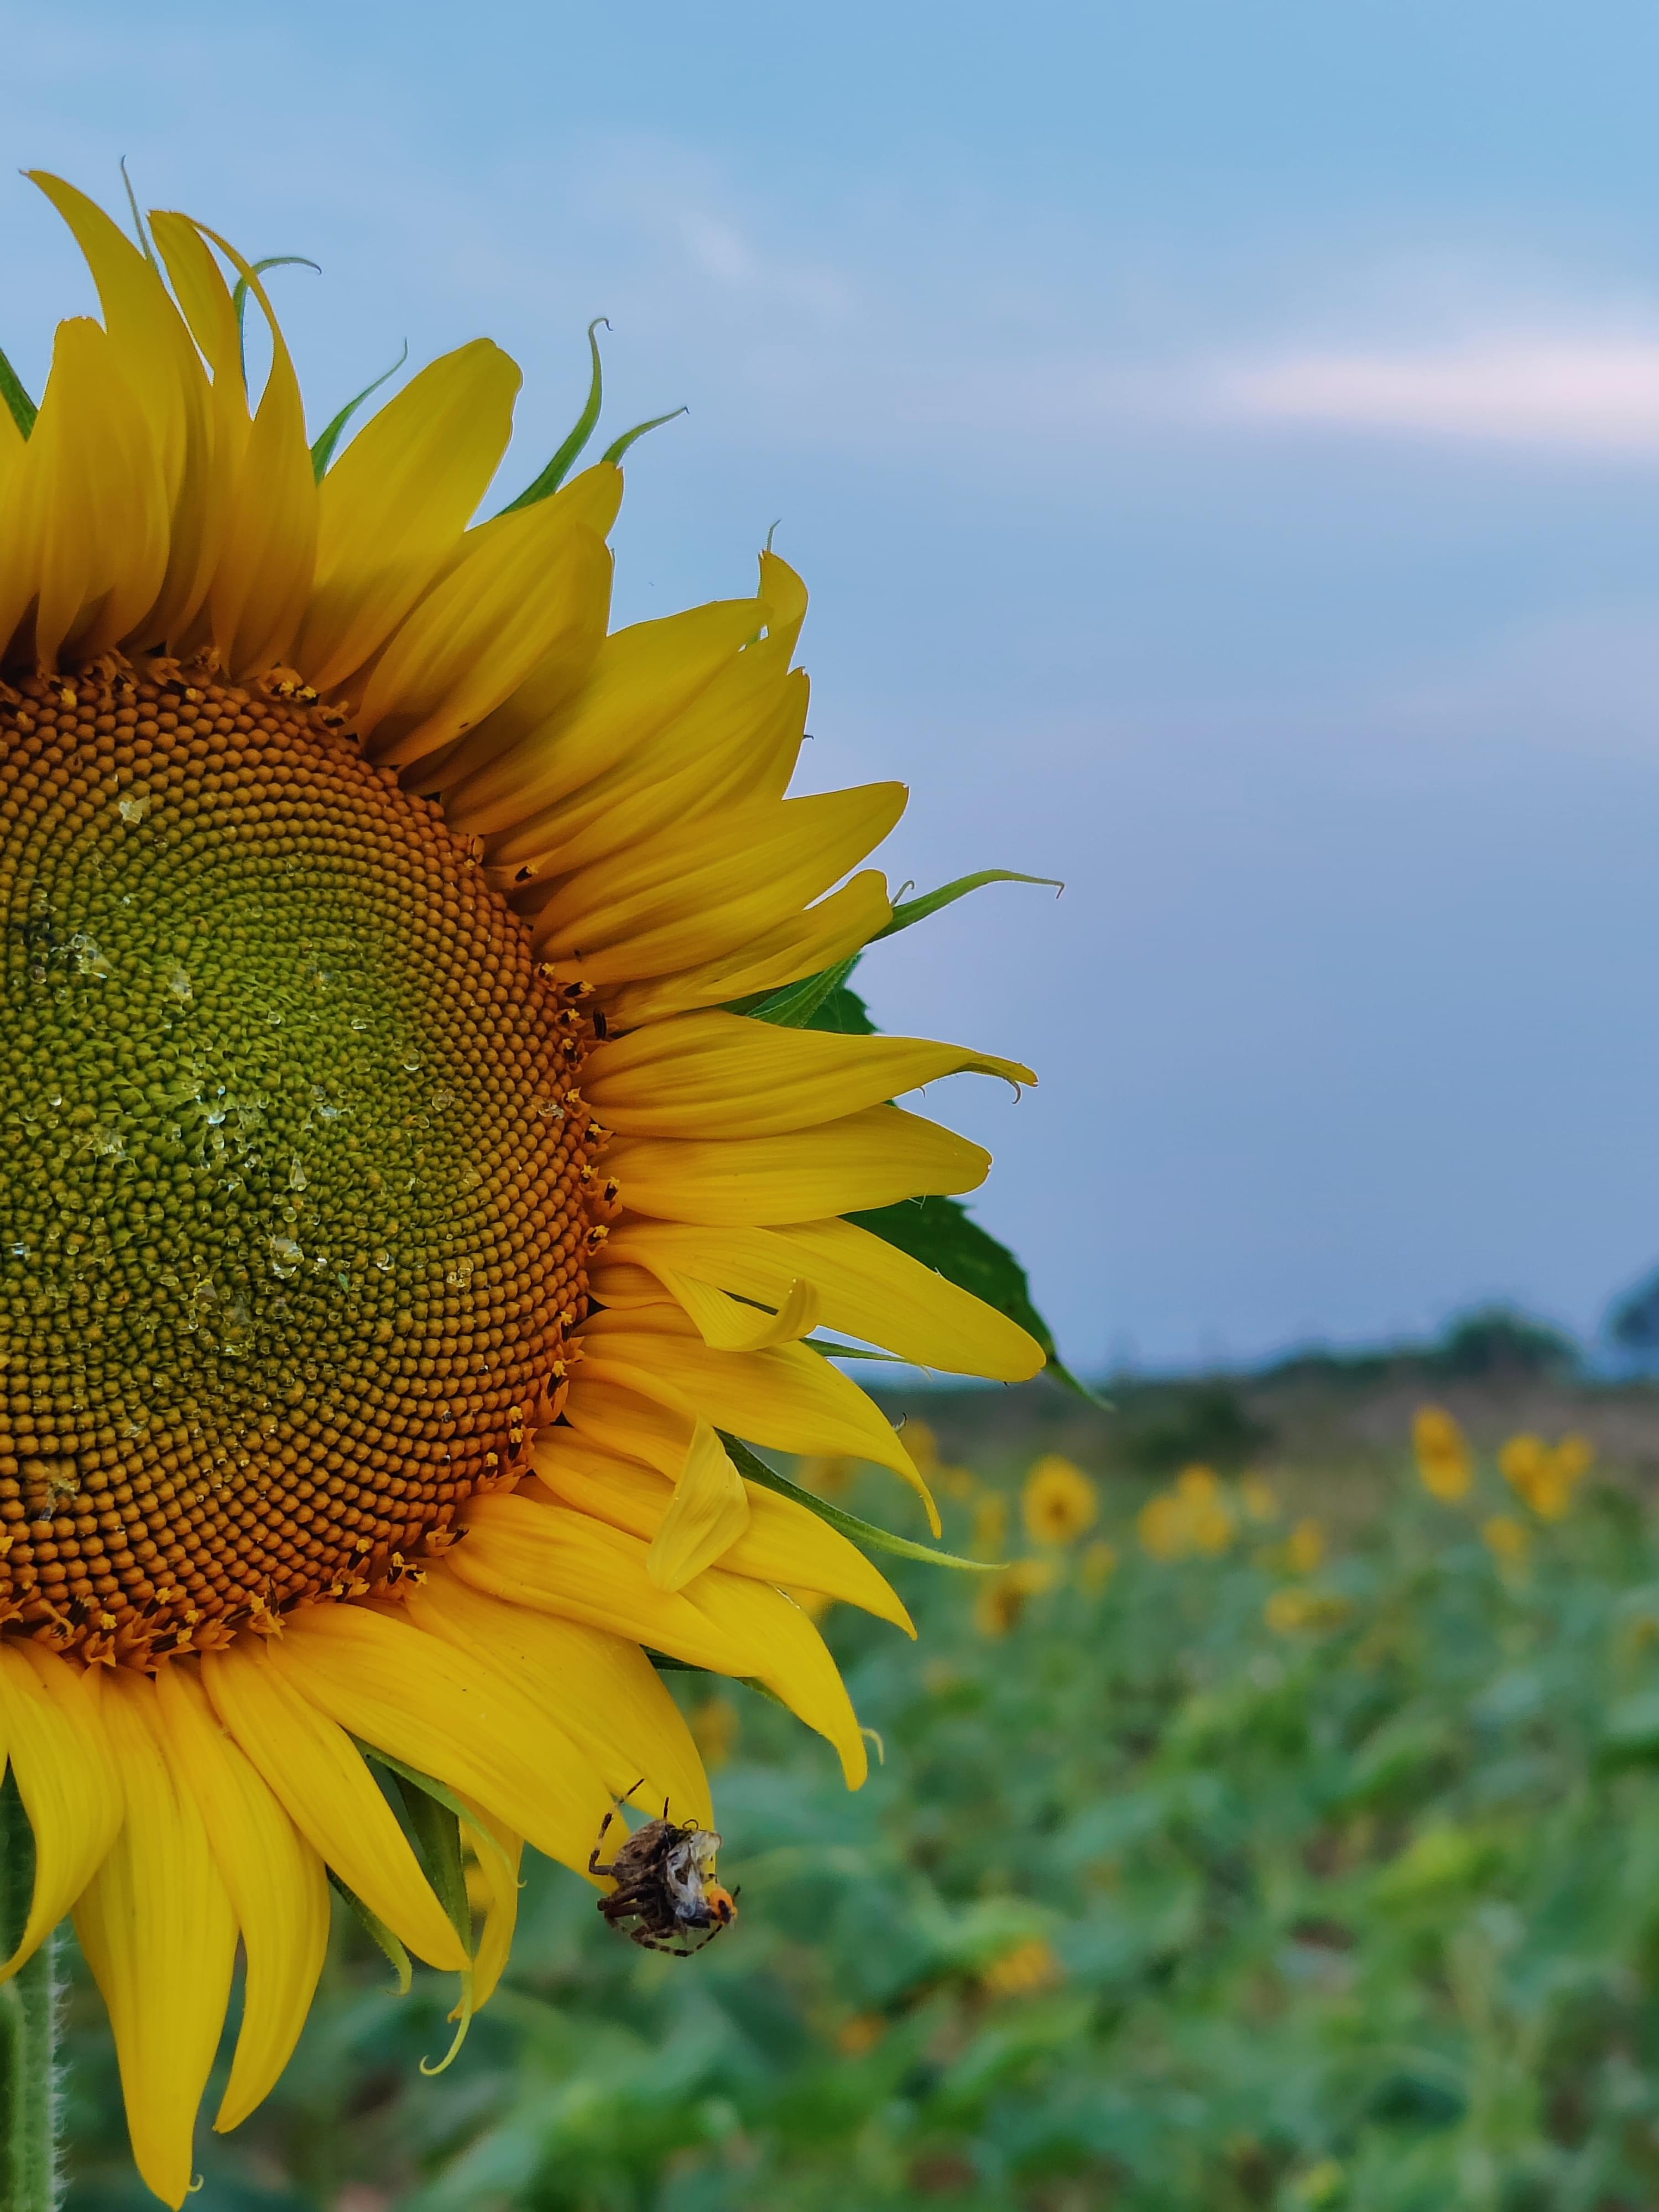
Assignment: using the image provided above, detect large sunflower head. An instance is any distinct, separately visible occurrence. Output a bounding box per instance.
[0,175,1050,2204]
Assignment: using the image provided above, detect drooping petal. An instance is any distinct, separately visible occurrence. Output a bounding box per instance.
[530,1431,913,1630]
[646,1418,753,1589]
[152,1664,330,2135]
[575,1303,936,1524]
[451,1494,866,1781]
[0,1642,122,1978]
[72,1671,238,2210]
[200,1640,467,1971]
[603,1105,989,1224]
[602,1215,1045,1379]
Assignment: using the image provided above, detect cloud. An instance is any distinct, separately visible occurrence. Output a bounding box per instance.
[1214,337,1659,453]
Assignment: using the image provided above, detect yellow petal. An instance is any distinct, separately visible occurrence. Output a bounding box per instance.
[200,1639,467,1971]
[445,597,764,841]
[576,1304,938,1529]
[559,1376,702,1475]
[152,1665,330,2135]
[603,1104,990,1223]
[530,784,906,980]
[604,1215,1045,1380]
[583,1010,1034,1138]
[531,1432,914,1631]
[405,1569,711,1830]
[0,1642,121,1978]
[452,1495,865,1783]
[604,870,891,1025]
[72,1672,237,2210]
[296,339,523,691]
[357,511,613,769]
[0,317,171,669]
[268,1604,614,1877]
[617,1267,820,1353]
[501,634,806,881]
[182,218,319,678]
[457,1796,521,2009]
[648,1418,753,1589]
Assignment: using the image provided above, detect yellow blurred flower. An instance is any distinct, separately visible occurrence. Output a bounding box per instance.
[973,1493,1010,1557]
[1482,1513,1531,1569]
[1022,1454,1099,1545]
[1138,1463,1237,1561]
[691,1694,740,1770]
[1286,1517,1326,1574]
[904,1418,940,1474]
[1413,1405,1473,1502]
[1265,1587,1350,1635]
[1291,2160,1347,2209]
[1079,1540,1119,1593]
[936,1462,978,1500]
[797,1453,854,1496]
[978,1936,1061,1998]
[972,1557,1057,1637]
[1240,1474,1281,1524]
[1501,1431,1593,1521]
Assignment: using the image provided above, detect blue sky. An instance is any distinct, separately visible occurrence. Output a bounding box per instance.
[7,0,1659,1370]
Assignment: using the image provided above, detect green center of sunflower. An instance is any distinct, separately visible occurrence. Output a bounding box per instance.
[0,660,596,1665]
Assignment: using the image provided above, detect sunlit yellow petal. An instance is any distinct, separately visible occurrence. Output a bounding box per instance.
[0,1643,122,1978]
[584,1010,1034,1138]
[646,1417,753,1588]
[296,340,523,691]
[605,1104,990,1223]
[152,1664,330,2135]
[604,869,891,1023]
[72,1671,237,2210]
[200,1641,467,1971]
[268,1603,613,1876]
[405,1571,711,1829]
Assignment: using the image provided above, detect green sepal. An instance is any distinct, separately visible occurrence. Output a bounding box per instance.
[877,869,1062,941]
[497,318,608,515]
[738,956,868,1030]
[599,406,688,467]
[231,255,321,345]
[354,1738,513,1891]
[718,1432,996,1572]
[849,1193,1103,1406]
[310,342,410,481]
[0,349,36,441]
[802,1338,904,1363]
[327,1867,413,1995]
[641,1652,794,1712]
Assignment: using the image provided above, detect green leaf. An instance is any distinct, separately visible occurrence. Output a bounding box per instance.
[848,1193,1103,1406]
[599,405,687,467]
[327,1869,413,1994]
[738,959,875,1031]
[231,254,321,357]
[310,342,409,481]
[718,1432,996,1572]
[497,318,608,515]
[876,869,1062,941]
[0,348,36,441]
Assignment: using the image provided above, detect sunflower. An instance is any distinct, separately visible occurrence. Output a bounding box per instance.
[0,175,1048,2203]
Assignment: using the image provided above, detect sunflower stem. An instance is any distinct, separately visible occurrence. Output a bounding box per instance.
[0,1777,59,2212]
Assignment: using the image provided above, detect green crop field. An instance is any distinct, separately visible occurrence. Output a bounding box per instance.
[59,1375,1659,2212]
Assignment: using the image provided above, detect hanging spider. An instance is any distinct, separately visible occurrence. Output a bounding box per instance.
[589,1784,739,1956]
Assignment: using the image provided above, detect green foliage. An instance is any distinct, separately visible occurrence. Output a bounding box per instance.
[59,1444,1659,2211]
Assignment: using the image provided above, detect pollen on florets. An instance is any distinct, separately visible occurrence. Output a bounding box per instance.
[0,656,598,1665]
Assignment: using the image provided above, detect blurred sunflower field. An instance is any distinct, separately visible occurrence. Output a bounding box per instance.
[60,1366,1659,2212]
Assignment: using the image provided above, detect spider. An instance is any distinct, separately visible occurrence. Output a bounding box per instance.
[589,1783,739,1956]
